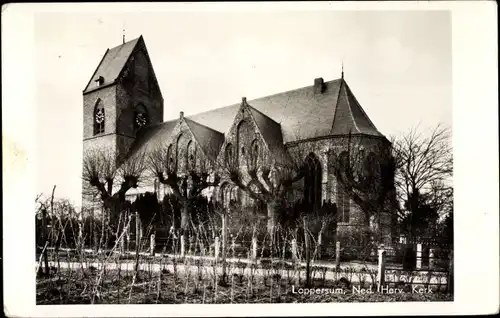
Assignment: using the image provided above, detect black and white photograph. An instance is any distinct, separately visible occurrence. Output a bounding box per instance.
[2,1,498,317]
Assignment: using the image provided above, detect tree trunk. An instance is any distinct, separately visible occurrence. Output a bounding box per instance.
[41,209,49,275]
[303,217,311,288]
[180,203,189,231]
[266,201,279,234]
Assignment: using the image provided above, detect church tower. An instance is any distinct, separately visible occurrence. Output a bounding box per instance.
[82,35,163,199]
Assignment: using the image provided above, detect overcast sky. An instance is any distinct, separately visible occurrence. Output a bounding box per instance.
[34,9,451,207]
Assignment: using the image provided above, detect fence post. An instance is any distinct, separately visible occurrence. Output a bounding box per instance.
[120,234,125,255]
[416,243,422,269]
[150,233,156,256]
[291,239,298,264]
[429,248,435,270]
[252,236,257,263]
[335,241,341,269]
[126,215,131,252]
[377,246,386,292]
[135,212,141,250]
[215,236,220,260]
[180,235,185,258]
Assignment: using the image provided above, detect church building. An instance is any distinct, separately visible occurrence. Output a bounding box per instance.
[82,36,394,243]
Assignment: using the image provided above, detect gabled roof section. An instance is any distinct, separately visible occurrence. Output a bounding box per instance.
[127,119,177,158]
[330,80,383,136]
[83,36,142,93]
[246,104,291,165]
[184,117,225,160]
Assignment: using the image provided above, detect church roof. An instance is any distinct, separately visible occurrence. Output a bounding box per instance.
[330,80,383,136]
[246,104,291,165]
[128,119,177,158]
[83,36,142,93]
[186,78,383,143]
[132,80,380,175]
[184,117,225,160]
[127,77,383,161]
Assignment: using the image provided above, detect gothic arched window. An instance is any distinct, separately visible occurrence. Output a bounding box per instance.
[337,183,350,223]
[236,120,252,167]
[338,151,350,171]
[250,139,259,169]
[225,143,235,167]
[176,134,188,172]
[337,151,351,222]
[167,144,174,172]
[363,152,378,176]
[303,153,322,212]
[94,99,105,135]
[187,140,196,170]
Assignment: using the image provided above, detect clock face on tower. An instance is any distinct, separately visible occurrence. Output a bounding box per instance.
[95,108,105,124]
[135,112,147,128]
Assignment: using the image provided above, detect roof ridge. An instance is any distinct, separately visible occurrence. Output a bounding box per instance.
[182,103,239,121]
[246,104,281,127]
[108,36,142,51]
[248,78,342,103]
[330,78,345,134]
[342,80,361,134]
[168,78,342,123]
[184,116,225,136]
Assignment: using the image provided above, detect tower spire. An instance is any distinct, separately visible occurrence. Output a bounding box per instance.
[122,22,126,44]
[341,60,344,79]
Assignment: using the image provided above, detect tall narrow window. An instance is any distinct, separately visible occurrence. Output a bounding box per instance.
[337,151,350,222]
[337,184,350,223]
[236,120,252,167]
[176,134,187,172]
[167,144,174,172]
[225,143,234,167]
[94,100,105,135]
[186,140,196,170]
[303,153,322,212]
[250,139,259,169]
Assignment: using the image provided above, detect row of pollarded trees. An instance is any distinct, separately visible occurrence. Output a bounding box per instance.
[82,123,452,250]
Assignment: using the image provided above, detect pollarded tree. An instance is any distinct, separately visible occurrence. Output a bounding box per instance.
[82,147,147,247]
[222,139,315,234]
[147,142,220,233]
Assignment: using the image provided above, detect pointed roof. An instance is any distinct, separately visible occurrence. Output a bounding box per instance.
[83,36,142,93]
[246,104,291,164]
[184,117,225,160]
[330,80,382,136]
